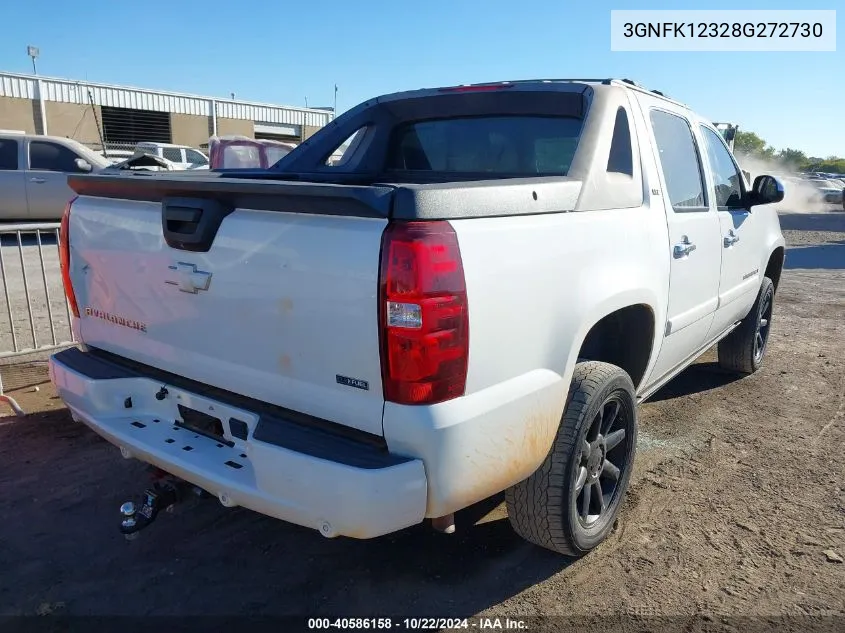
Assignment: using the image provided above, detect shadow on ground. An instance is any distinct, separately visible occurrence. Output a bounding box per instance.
[0,409,571,617]
[777,210,845,232]
[648,362,742,403]
[785,241,845,270]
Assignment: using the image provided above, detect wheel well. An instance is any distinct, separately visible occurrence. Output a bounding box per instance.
[577,305,655,391]
[765,247,785,292]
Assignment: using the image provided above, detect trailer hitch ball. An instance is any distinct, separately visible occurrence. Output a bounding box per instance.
[120,501,139,540]
[120,501,136,525]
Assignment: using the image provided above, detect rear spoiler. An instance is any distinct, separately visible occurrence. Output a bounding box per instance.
[68,173,395,219]
[67,172,582,221]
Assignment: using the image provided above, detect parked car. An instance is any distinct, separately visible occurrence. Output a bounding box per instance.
[50,78,786,557]
[134,142,209,170]
[99,149,137,165]
[103,152,183,173]
[0,133,111,221]
[809,179,844,205]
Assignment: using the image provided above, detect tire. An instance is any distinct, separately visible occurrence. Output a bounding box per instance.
[505,361,638,557]
[717,276,775,375]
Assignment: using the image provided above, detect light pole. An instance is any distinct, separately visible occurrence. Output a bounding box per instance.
[27,46,47,135]
[27,45,39,75]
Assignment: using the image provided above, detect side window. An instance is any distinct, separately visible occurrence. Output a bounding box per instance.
[649,110,707,212]
[0,139,19,170]
[185,149,208,166]
[607,107,633,176]
[700,126,744,209]
[325,127,367,167]
[29,141,86,172]
[162,147,184,163]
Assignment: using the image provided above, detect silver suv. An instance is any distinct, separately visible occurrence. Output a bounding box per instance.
[0,133,111,221]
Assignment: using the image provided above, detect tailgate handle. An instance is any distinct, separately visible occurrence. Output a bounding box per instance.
[161,197,234,253]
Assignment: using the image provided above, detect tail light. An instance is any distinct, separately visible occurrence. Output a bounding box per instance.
[378,221,469,405]
[59,196,80,318]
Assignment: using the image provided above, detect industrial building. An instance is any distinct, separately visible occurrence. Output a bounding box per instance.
[0,71,334,151]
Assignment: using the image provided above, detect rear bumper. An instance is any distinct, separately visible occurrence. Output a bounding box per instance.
[49,347,427,539]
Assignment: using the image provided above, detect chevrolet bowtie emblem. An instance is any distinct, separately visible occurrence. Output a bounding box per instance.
[165,262,212,294]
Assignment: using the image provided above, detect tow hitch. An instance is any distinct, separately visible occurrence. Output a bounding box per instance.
[119,472,205,540]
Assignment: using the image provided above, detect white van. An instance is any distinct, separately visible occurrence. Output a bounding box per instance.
[133,143,209,170]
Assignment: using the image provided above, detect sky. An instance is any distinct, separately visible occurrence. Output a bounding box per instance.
[0,0,841,157]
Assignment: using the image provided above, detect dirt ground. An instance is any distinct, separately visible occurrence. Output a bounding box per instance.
[1,210,843,631]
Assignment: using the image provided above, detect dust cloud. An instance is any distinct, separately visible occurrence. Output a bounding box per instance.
[736,154,834,214]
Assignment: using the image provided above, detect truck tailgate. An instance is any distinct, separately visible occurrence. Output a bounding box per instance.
[67,190,389,437]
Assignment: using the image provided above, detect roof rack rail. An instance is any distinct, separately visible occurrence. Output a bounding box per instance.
[484,78,613,85]
[455,78,680,103]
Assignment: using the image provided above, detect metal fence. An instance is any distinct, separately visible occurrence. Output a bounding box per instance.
[0,222,75,416]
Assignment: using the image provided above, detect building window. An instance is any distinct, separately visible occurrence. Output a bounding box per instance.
[101,106,172,147]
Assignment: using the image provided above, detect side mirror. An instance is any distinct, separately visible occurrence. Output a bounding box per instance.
[748,174,784,207]
[75,158,93,173]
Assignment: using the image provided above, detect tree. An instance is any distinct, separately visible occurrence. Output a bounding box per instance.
[806,158,845,173]
[734,131,767,156]
[732,130,843,173]
[777,148,808,170]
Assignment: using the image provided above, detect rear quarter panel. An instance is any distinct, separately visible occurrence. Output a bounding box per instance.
[452,208,668,400]
[386,208,670,516]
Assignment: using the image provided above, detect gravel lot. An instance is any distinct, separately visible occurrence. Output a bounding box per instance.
[0,209,843,631]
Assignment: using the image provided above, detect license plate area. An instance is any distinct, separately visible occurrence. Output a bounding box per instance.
[176,404,234,447]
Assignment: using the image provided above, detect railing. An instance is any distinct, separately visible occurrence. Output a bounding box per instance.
[0,222,75,416]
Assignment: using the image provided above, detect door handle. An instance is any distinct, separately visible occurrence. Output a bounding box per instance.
[29,177,46,184]
[673,237,697,259]
[724,231,740,248]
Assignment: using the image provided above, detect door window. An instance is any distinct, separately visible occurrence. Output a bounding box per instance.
[700,126,744,209]
[29,141,87,172]
[161,147,184,163]
[650,110,707,212]
[184,149,208,166]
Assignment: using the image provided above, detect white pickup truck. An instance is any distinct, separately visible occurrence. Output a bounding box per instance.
[49,78,786,556]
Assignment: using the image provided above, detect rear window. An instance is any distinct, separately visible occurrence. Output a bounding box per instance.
[386,116,581,176]
[265,146,292,165]
[222,145,262,168]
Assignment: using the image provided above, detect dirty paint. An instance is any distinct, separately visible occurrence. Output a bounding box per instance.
[428,401,563,517]
[277,354,292,374]
[278,297,294,314]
